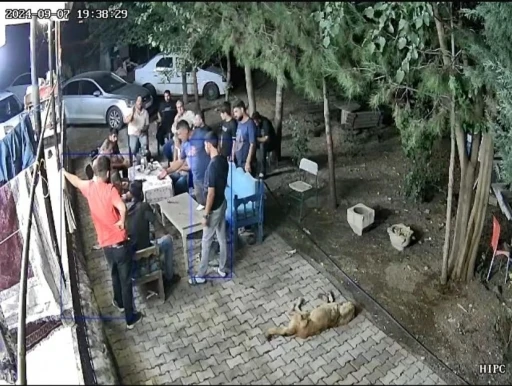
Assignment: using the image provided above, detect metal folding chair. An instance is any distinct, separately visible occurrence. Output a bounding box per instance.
[486,216,512,284]
[288,158,319,222]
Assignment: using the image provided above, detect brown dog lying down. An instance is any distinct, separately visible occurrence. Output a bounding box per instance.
[265,292,356,340]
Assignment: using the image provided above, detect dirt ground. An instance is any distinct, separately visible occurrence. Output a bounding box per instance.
[210,72,512,385]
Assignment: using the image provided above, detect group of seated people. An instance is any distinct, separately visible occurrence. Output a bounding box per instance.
[86,97,276,292]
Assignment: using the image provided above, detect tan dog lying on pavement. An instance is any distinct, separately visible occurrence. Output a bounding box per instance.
[265,292,356,340]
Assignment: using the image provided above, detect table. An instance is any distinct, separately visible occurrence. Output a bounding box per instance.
[159,193,204,276]
[333,102,361,125]
[128,162,174,205]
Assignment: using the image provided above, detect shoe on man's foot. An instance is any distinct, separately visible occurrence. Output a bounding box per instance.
[217,268,227,278]
[126,312,143,330]
[112,300,124,312]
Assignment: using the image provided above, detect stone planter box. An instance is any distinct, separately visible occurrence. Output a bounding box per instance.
[387,224,414,251]
[347,204,375,236]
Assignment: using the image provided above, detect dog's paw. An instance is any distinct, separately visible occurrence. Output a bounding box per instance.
[328,291,335,303]
[265,333,273,342]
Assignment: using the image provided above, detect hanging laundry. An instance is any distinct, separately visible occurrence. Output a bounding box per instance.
[0,114,36,186]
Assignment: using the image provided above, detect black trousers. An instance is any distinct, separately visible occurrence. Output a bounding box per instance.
[103,242,135,323]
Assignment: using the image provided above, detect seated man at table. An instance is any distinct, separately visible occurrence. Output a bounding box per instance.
[99,139,130,194]
[162,137,189,195]
[127,181,181,289]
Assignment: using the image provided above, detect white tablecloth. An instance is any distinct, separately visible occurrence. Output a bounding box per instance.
[128,162,174,204]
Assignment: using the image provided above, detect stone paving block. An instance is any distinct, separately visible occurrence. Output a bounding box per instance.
[74,184,449,386]
[380,370,398,385]
[338,373,358,385]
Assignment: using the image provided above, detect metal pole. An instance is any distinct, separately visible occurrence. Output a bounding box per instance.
[30,16,41,136]
[56,21,65,162]
[16,91,53,386]
[16,16,41,385]
[48,20,60,165]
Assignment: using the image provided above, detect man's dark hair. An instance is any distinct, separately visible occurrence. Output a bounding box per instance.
[233,100,246,110]
[252,111,262,121]
[220,101,232,115]
[109,127,119,136]
[164,90,171,95]
[205,131,219,148]
[129,180,144,202]
[177,119,190,131]
[93,156,111,179]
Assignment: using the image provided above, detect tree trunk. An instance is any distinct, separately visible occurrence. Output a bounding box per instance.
[225,53,231,102]
[244,64,256,115]
[181,71,188,105]
[323,78,337,210]
[464,133,493,281]
[442,97,456,284]
[192,68,200,113]
[441,10,456,285]
[274,74,284,161]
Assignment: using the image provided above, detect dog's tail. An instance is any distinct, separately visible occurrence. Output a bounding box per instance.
[265,326,296,341]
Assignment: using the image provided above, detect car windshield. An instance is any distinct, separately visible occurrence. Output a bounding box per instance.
[0,96,22,124]
[93,73,126,93]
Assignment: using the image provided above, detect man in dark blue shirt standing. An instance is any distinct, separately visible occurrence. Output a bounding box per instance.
[158,120,210,205]
[218,102,237,160]
[189,131,229,285]
[232,100,257,175]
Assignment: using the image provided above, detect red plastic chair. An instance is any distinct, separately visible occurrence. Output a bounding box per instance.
[486,216,512,284]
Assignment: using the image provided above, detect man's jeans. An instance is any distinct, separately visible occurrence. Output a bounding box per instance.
[129,134,148,155]
[194,180,206,206]
[152,235,175,281]
[197,200,228,277]
[170,172,189,195]
[103,242,135,323]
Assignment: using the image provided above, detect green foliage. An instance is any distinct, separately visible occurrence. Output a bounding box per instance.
[466,3,512,184]
[394,106,444,201]
[357,2,452,201]
[285,114,310,166]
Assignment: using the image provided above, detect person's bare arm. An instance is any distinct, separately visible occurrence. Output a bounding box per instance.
[247,143,256,166]
[63,170,89,191]
[157,111,162,123]
[204,187,215,217]
[257,136,269,143]
[143,110,150,131]
[111,190,127,229]
[166,159,185,174]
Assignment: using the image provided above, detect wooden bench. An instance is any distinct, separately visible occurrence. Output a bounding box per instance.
[344,111,382,131]
[132,244,165,304]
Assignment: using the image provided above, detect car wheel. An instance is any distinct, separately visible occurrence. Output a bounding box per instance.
[203,82,220,101]
[143,83,157,99]
[107,106,123,130]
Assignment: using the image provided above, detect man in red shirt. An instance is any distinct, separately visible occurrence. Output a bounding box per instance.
[63,156,143,329]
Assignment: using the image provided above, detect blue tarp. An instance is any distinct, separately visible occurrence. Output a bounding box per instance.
[0,114,36,186]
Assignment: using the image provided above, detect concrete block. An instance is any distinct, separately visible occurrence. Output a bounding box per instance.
[347,204,375,236]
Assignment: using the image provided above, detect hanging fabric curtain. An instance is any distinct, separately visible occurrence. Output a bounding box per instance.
[0,115,36,187]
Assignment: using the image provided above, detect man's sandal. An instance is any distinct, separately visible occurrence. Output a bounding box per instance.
[188,277,206,285]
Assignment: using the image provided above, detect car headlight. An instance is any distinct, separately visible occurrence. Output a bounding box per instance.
[126,99,135,108]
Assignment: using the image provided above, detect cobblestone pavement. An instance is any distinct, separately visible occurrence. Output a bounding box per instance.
[75,170,447,385]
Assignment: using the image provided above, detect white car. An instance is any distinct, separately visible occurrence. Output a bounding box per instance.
[7,72,32,104]
[0,91,24,140]
[134,53,228,100]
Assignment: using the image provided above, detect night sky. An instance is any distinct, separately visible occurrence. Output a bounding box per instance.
[0,23,49,89]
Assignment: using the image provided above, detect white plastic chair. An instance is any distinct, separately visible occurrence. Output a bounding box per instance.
[288,158,319,221]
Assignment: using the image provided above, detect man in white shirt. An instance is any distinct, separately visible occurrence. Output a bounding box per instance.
[171,100,195,135]
[124,96,150,156]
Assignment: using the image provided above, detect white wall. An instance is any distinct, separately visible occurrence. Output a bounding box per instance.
[26,326,82,385]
